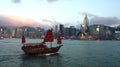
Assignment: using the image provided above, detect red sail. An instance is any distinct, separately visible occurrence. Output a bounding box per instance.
[57,36,62,44]
[21,36,26,43]
[43,29,54,42]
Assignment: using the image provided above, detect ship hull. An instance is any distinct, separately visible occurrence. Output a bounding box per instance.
[21,43,63,55]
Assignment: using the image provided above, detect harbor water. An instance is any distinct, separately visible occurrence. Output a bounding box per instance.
[0,38,120,67]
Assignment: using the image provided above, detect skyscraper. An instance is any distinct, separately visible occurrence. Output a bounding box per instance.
[79,15,89,40]
[69,26,76,36]
[83,15,89,33]
[59,24,64,36]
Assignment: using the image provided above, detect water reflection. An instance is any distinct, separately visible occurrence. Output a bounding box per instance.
[20,53,63,67]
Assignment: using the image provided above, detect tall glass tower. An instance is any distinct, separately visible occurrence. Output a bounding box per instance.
[83,15,89,31]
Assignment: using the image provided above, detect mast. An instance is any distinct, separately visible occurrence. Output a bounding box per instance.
[50,42,52,48]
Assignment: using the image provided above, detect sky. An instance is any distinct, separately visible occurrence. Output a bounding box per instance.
[0,0,120,27]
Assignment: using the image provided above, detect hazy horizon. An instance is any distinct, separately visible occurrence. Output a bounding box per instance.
[0,0,120,27]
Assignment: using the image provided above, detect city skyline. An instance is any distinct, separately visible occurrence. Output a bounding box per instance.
[0,0,120,27]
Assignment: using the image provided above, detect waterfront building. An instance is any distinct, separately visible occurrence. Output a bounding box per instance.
[59,24,64,37]
[89,24,115,40]
[69,26,76,38]
[115,31,120,40]
[115,25,120,39]
[11,29,16,37]
[82,15,89,33]
[54,25,59,38]
[35,27,45,38]
[79,15,89,39]
[23,26,36,38]
[0,27,4,37]
[15,28,23,38]
[0,27,11,38]
[64,27,70,39]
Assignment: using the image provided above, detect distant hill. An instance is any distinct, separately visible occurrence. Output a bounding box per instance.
[0,14,41,27]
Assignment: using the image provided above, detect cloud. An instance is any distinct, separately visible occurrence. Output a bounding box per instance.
[81,12,98,18]
[47,0,58,3]
[81,12,120,26]
[11,0,21,3]
[11,0,58,4]
[90,16,120,26]
[0,14,41,27]
[42,19,61,25]
[42,19,54,23]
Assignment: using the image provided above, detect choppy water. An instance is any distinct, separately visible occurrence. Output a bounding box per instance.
[0,38,120,67]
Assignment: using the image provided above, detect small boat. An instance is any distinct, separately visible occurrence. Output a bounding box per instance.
[21,29,63,55]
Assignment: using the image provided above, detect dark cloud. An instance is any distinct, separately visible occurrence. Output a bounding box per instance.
[47,0,58,3]
[12,0,21,3]
[11,0,58,4]
[42,19,61,25]
[81,12,120,26]
[42,19,54,23]
[81,12,98,18]
[90,17,120,26]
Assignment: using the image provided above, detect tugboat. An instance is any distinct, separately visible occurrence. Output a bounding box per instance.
[21,29,63,55]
